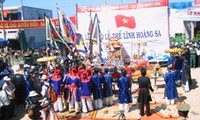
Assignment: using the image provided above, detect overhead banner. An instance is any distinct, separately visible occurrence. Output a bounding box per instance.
[195,0,200,4]
[0,16,76,29]
[77,1,169,59]
[170,9,200,21]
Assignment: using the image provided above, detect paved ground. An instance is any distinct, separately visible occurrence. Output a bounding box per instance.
[10,66,200,120]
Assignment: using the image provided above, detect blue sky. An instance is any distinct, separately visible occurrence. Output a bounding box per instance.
[4,0,194,18]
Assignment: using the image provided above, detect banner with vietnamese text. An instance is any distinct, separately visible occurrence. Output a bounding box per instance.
[0,16,76,29]
[77,1,169,59]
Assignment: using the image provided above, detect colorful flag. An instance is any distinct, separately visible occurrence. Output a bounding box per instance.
[45,15,58,49]
[57,6,71,41]
[89,13,103,61]
[45,15,71,50]
[57,5,77,46]
[75,33,88,54]
[88,10,93,33]
[115,15,136,29]
[73,33,82,45]
[90,13,100,42]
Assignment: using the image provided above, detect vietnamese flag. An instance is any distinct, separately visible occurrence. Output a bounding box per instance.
[115,15,136,29]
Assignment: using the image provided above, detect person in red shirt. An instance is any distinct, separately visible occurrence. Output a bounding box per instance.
[124,60,134,92]
[111,66,121,95]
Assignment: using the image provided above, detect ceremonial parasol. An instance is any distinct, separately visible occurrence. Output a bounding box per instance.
[132,40,147,59]
[37,56,60,63]
[164,48,183,53]
[0,38,8,48]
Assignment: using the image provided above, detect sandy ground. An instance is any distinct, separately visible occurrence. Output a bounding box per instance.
[9,67,200,120]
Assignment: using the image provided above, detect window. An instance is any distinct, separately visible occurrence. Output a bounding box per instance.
[4,12,21,20]
[8,31,17,33]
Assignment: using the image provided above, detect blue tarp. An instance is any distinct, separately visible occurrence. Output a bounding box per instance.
[147,54,170,62]
[0,38,8,48]
[169,2,193,9]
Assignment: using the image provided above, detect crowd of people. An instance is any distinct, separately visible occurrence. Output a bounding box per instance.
[0,47,153,119]
[0,41,199,120]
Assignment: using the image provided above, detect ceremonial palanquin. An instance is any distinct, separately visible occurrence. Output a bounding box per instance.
[106,37,122,61]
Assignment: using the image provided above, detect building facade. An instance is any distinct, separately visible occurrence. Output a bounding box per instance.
[0,6,52,50]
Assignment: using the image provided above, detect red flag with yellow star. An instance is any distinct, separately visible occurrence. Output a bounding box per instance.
[115,15,136,29]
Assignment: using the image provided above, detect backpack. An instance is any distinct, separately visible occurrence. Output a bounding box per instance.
[45,84,57,103]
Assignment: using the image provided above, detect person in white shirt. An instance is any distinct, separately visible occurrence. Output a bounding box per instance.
[0,83,10,120]
[2,76,16,118]
[40,75,55,120]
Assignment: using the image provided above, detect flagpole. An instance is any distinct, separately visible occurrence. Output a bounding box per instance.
[89,37,93,57]
[167,0,170,47]
[20,0,23,5]
[76,4,78,30]
[97,28,100,58]
[88,6,93,60]
[0,0,6,51]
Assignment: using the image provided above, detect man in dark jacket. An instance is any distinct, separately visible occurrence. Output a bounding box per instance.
[137,68,154,116]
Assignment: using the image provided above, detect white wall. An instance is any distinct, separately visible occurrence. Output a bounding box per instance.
[169,17,185,37]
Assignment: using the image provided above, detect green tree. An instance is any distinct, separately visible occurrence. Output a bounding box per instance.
[192,31,200,42]
[170,33,185,47]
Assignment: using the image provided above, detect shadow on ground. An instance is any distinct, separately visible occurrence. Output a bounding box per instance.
[179,96,187,102]
[190,79,198,90]
[157,84,165,88]
[129,104,138,112]
[154,104,167,112]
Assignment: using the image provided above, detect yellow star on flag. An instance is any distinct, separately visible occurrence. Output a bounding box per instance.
[122,18,128,24]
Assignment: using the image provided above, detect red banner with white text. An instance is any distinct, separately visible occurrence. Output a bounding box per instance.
[0,16,76,29]
[77,0,168,13]
[195,0,200,4]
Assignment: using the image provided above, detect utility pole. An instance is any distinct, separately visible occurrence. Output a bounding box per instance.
[0,0,6,40]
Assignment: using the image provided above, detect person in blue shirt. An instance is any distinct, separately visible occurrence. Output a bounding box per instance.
[117,69,132,113]
[167,53,175,70]
[102,68,113,106]
[164,66,178,105]
[180,53,190,92]
[91,68,104,110]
